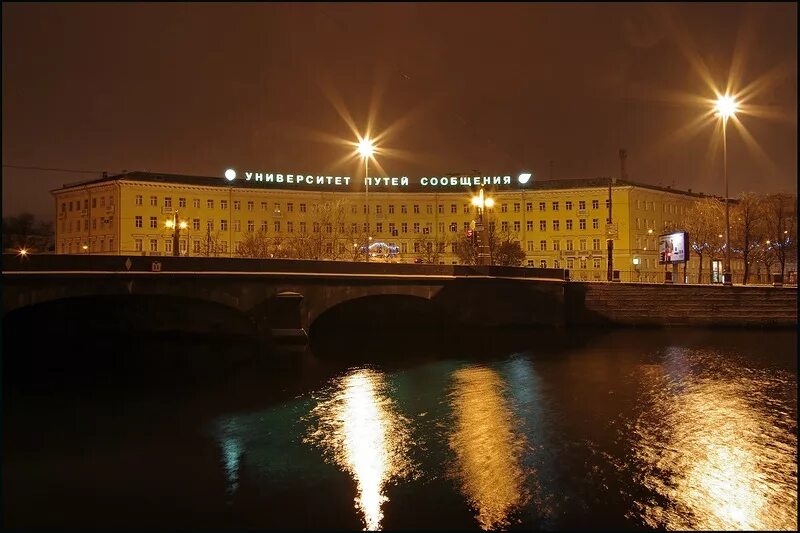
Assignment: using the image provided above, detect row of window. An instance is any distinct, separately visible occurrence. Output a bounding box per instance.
[525,238,604,252]
[130,196,611,214]
[130,215,609,234]
[59,239,115,253]
[61,218,112,233]
[60,196,115,212]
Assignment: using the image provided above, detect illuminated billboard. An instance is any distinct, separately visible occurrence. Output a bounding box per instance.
[659,231,689,264]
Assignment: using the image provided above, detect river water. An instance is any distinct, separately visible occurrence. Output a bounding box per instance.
[3,328,797,530]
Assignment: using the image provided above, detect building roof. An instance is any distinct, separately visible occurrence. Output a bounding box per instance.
[53,170,714,198]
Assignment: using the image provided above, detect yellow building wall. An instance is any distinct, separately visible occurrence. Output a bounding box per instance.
[54,177,731,282]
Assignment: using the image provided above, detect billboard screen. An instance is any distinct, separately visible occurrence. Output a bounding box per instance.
[659,231,689,264]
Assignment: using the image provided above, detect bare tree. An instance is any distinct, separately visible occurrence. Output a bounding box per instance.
[201,227,224,257]
[413,231,448,264]
[763,193,797,280]
[683,197,724,283]
[730,193,765,285]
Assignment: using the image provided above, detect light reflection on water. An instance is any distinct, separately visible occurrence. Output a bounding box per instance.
[304,368,416,530]
[447,366,530,530]
[628,348,798,530]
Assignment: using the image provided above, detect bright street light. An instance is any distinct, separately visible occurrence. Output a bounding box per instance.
[356,137,376,262]
[471,187,494,265]
[713,93,738,285]
[165,219,175,229]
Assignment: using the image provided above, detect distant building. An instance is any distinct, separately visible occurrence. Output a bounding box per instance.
[51,170,745,282]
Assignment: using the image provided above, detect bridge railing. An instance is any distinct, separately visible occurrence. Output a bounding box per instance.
[2,253,567,281]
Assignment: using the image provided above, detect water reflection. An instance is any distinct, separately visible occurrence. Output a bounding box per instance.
[629,348,798,530]
[217,419,244,501]
[448,366,530,530]
[304,368,415,530]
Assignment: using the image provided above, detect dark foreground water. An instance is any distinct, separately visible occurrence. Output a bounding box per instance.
[3,328,797,530]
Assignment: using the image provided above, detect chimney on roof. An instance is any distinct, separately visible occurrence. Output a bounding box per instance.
[619,148,627,181]
[102,171,108,178]
[688,188,692,193]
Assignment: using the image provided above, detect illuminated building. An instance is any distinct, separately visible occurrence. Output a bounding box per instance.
[51,170,741,282]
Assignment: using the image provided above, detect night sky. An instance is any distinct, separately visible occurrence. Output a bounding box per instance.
[3,2,797,220]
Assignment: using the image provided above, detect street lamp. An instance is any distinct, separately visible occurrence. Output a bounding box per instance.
[165,211,188,257]
[471,187,494,265]
[714,94,738,285]
[357,137,376,262]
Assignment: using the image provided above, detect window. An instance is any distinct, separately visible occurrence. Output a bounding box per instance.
[579,239,587,251]
[99,197,105,208]
[299,222,306,233]
[501,221,509,232]
[414,242,420,253]
[606,199,611,209]
[513,221,520,232]
[207,219,214,231]
[389,223,397,235]
[313,222,320,233]
[592,199,599,209]
[363,204,368,214]
[527,220,533,231]
[438,222,445,233]
[135,216,143,228]
[566,201,573,210]
[260,221,268,232]
[193,218,200,231]
[554,259,560,268]
[84,219,89,230]
[221,200,228,210]
[363,222,369,233]
[527,260,534,266]
[449,222,457,232]
[413,204,420,214]
[135,239,143,252]
[553,220,560,231]
[389,204,395,214]
[527,241,535,252]
[285,221,295,233]
[539,202,546,211]
[540,240,547,251]
[463,222,470,231]
[91,198,97,208]
[451,204,457,214]
[579,219,586,230]
[234,201,241,210]
[150,239,158,252]
[540,260,547,268]
[501,204,508,213]
[526,202,533,212]
[221,241,228,253]
[552,201,559,211]
[401,222,408,233]
[149,216,157,229]
[376,205,383,215]
[135,195,143,206]
[164,197,172,208]
[401,205,408,214]
[594,258,601,269]
[593,218,599,229]
[579,201,586,210]
[179,197,186,208]
[413,222,420,233]
[566,240,574,251]
[220,220,228,231]
[592,238,601,251]
[636,218,641,230]
[247,201,254,211]
[567,258,574,269]
[376,222,383,233]
[193,199,201,208]
[426,204,432,215]
[247,220,254,232]
[274,221,280,232]
[207,199,214,209]
[150,196,158,207]
[401,243,408,253]
[233,220,241,232]
[513,203,520,213]
[109,238,114,251]
[553,240,560,251]
[286,203,293,212]
[580,258,587,269]
[300,203,306,213]
[463,204,470,214]
[566,220,573,230]
[92,218,97,230]
[193,241,201,253]
[165,240,173,254]
[539,220,546,231]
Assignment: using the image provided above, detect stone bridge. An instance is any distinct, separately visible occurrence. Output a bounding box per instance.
[1,254,567,342]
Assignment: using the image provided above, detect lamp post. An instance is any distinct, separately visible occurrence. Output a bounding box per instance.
[471,187,494,265]
[357,138,376,262]
[714,94,737,285]
[165,211,188,257]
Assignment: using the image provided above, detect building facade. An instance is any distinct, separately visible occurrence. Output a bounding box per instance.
[52,171,740,282]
